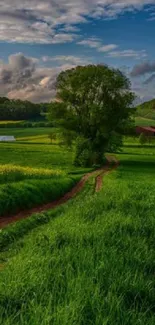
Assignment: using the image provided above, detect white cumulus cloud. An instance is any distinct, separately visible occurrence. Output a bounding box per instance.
[0,1,155,43]
[0,53,92,102]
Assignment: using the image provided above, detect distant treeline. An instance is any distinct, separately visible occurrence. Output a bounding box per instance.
[0,97,49,121]
[0,121,53,128]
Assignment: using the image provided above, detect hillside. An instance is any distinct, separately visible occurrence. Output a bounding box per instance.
[135,98,155,126]
[136,98,155,120]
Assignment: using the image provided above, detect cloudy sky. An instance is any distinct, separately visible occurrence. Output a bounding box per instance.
[0,0,155,103]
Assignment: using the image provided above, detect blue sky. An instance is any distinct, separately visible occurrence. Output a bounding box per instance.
[0,1,155,102]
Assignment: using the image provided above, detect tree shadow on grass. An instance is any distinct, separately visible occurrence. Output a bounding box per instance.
[121,151,155,156]
[119,158,155,174]
[124,144,155,149]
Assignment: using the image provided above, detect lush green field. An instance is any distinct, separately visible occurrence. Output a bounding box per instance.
[0,132,75,218]
[0,165,77,217]
[0,142,73,170]
[0,138,155,324]
[0,177,78,218]
[136,109,155,121]
[0,132,89,217]
[136,98,155,120]
[135,116,155,126]
[0,127,53,143]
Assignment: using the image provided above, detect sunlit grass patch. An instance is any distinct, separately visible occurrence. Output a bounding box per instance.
[0,120,24,125]
[0,164,65,184]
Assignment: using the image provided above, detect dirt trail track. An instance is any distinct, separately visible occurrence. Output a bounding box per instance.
[95,155,119,192]
[0,156,118,229]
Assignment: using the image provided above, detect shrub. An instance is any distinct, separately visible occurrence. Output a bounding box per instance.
[139,133,147,145]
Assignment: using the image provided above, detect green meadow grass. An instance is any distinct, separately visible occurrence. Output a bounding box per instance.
[0,131,91,218]
[0,147,80,217]
[0,165,74,217]
[0,142,92,175]
[0,176,78,217]
[0,130,93,220]
[0,141,155,324]
[136,105,155,120]
[0,142,74,170]
[0,127,53,140]
[0,165,64,184]
[135,116,155,126]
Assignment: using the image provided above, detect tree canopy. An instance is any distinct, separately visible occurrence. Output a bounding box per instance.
[49,64,135,167]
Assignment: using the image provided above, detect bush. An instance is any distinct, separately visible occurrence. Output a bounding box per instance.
[46,122,54,127]
[48,133,57,143]
[139,133,147,145]
[74,138,104,167]
[35,122,46,127]
[22,122,33,128]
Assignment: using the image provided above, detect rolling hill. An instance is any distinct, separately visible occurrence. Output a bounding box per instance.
[135,98,155,126]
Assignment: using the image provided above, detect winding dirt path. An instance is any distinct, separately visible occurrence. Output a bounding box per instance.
[0,156,119,229]
[95,155,119,192]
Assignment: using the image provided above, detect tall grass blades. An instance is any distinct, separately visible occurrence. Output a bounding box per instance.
[0,176,78,217]
[1,163,155,324]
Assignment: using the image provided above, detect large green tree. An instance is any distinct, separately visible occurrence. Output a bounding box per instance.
[49,64,135,167]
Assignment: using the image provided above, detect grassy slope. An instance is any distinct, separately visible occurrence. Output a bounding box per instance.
[135,116,155,126]
[136,98,155,124]
[1,141,155,324]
